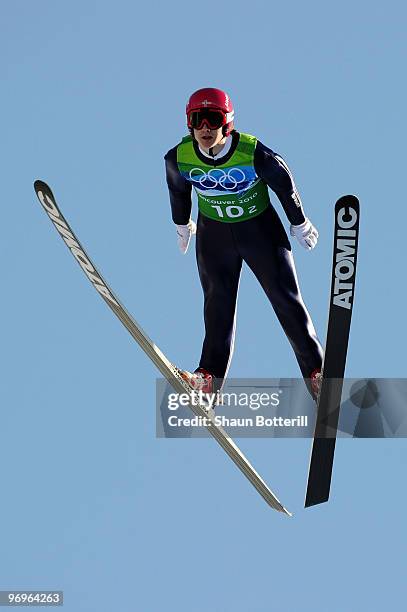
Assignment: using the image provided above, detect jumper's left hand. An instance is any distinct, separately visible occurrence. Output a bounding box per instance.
[290,218,318,250]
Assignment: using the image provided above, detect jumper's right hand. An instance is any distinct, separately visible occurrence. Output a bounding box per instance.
[176,220,197,254]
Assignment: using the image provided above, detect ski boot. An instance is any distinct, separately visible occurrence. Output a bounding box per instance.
[181,367,223,412]
[181,367,214,393]
[310,368,322,401]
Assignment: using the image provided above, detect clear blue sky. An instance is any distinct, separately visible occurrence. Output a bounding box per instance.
[2,1,406,610]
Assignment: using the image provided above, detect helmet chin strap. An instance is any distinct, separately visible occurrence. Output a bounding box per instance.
[210,133,228,157]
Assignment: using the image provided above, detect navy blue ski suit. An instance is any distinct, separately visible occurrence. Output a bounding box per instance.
[165,131,323,385]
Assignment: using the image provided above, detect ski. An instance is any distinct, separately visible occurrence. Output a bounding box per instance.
[34,180,291,516]
[305,195,360,507]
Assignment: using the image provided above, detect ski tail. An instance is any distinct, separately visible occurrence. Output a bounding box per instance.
[305,436,336,506]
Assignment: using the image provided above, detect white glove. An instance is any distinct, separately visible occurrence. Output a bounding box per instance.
[176,220,197,254]
[290,217,318,250]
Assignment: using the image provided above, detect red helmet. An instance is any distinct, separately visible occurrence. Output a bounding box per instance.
[186,87,235,136]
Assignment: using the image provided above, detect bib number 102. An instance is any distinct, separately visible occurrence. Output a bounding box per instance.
[210,204,257,219]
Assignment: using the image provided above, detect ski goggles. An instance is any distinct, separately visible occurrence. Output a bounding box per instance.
[187,109,227,130]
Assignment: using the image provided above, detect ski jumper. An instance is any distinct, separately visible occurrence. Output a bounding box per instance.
[165,131,323,384]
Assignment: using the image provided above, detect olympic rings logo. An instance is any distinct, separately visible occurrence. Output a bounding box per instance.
[189,167,247,190]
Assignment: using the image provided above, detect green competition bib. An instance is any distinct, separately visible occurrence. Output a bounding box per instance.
[177,133,271,223]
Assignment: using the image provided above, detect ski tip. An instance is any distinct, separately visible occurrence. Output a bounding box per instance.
[34,180,53,198]
[34,179,45,191]
[336,194,359,208]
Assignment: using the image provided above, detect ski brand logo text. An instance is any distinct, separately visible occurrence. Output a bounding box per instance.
[333,206,358,310]
[37,189,120,307]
